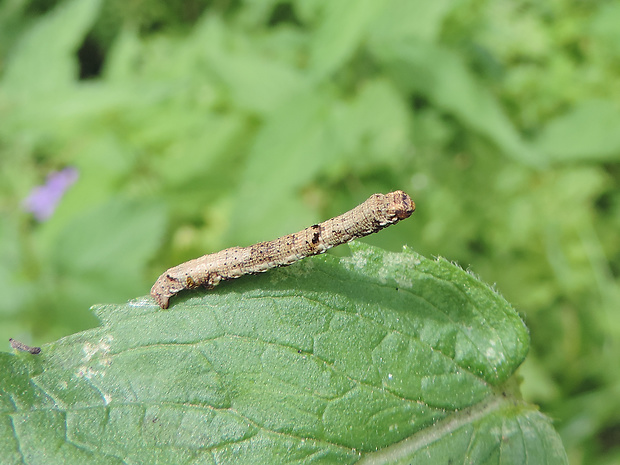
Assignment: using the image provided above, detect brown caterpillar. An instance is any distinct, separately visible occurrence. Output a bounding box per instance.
[151,190,415,309]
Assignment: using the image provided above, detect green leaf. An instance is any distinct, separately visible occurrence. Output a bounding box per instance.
[590,2,620,57]
[370,0,456,43]
[359,399,568,464]
[0,243,566,464]
[327,79,411,168]
[308,0,389,80]
[46,197,167,307]
[535,99,620,162]
[1,0,102,92]
[197,17,306,115]
[227,89,336,245]
[370,38,544,167]
[50,198,165,274]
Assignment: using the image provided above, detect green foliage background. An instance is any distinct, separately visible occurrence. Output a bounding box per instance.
[0,0,619,463]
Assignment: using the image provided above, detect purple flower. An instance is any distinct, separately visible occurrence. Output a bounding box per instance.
[23,167,79,221]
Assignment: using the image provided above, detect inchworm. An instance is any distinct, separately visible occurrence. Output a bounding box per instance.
[151,190,415,309]
[9,338,41,355]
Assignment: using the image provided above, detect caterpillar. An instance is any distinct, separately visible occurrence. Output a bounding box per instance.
[151,190,415,309]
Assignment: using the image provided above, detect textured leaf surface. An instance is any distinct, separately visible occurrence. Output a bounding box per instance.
[0,244,566,464]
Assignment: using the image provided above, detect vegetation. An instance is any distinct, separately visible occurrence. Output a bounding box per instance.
[1,0,619,463]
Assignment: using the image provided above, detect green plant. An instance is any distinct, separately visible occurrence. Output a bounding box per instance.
[2,0,619,463]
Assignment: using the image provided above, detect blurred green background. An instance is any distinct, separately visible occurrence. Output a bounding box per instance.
[1,0,619,463]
